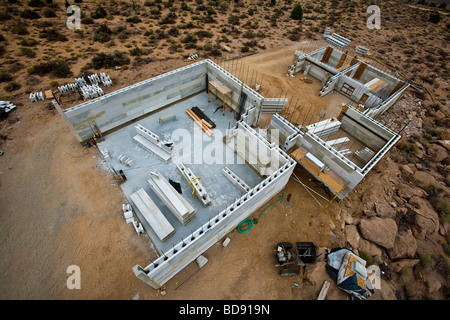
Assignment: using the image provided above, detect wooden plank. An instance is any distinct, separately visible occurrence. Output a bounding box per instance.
[186,109,213,136]
[209,79,232,94]
[130,188,175,241]
[352,63,367,80]
[317,280,330,300]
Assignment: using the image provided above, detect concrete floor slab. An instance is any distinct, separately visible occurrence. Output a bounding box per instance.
[98,92,263,254]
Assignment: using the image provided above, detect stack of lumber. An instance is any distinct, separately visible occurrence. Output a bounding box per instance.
[186,107,214,136]
[148,171,196,226]
[130,188,175,241]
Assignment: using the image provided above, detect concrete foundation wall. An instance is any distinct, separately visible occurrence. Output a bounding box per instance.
[63,61,208,142]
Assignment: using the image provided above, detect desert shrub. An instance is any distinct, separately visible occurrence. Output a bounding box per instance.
[167,26,179,37]
[28,59,72,78]
[396,141,418,156]
[93,23,112,43]
[431,197,450,216]
[20,9,41,19]
[132,57,153,67]
[11,24,29,35]
[155,29,168,39]
[91,6,107,19]
[290,3,303,21]
[129,46,149,56]
[0,72,12,83]
[4,81,21,92]
[159,12,177,24]
[90,51,130,69]
[195,30,213,39]
[126,15,142,23]
[20,38,39,46]
[228,15,240,25]
[43,8,57,18]
[20,47,36,58]
[28,0,44,7]
[429,12,441,24]
[81,17,94,24]
[39,29,68,41]
[0,34,4,42]
[241,45,249,53]
[419,253,434,268]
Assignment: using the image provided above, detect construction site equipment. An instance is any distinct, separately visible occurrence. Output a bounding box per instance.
[275,242,317,277]
[208,78,233,116]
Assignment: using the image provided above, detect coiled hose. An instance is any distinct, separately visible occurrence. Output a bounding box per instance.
[237,189,286,233]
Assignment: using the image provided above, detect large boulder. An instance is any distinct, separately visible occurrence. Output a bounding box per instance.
[387,229,417,259]
[344,225,360,250]
[409,196,440,239]
[412,170,437,189]
[374,201,395,218]
[359,217,398,249]
[397,184,427,200]
[358,238,383,257]
[426,144,448,163]
[391,259,420,273]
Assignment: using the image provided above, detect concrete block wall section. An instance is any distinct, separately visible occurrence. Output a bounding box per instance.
[134,149,296,289]
[363,82,409,118]
[62,60,209,142]
[270,114,302,153]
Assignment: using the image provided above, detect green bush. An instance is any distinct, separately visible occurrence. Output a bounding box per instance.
[93,24,112,43]
[0,71,12,83]
[129,47,149,56]
[20,38,39,47]
[91,6,107,19]
[20,47,36,58]
[429,12,441,24]
[228,15,240,25]
[43,8,57,18]
[419,253,434,268]
[126,15,142,23]
[195,30,213,39]
[28,0,44,7]
[291,3,303,21]
[39,29,68,42]
[28,60,73,78]
[91,51,130,69]
[4,81,21,92]
[20,9,41,19]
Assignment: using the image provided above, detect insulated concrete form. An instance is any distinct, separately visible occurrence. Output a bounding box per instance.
[285,105,400,199]
[289,46,409,119]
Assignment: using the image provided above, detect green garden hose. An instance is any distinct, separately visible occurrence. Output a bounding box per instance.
[237,189,286,233]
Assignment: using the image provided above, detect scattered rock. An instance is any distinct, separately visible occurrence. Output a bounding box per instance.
[397,184,427,200]
[359,217,398,249]
[409,197,440,239]
[412,170,437,189]
[391,259,420,273]
[358,238,383,257]
[344,225,360,250]
[387,229,417,259]
[426,144,448,163]
[440,129,450,140]
[342,210,360,225]
[400,164,414,177]
[363,209,376,217]
[375,201,395,218]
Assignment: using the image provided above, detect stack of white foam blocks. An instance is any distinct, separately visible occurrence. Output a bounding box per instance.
[57,74,112,99]
[0,101,16,113]
[29,91,44,102]
[118,154,134,167]
[123,203,144,235]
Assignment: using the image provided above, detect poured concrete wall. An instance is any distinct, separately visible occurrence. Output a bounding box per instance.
[63,61,209,142]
